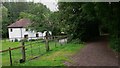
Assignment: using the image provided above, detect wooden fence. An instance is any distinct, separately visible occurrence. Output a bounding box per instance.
[1,36,67,66]
[0,42,25,66]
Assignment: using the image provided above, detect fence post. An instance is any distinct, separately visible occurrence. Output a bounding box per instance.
[9,47,12,66]
[45,36,49,52]
[45,31,50,52]
[21,41,26,62]
[54,36,57,48]
[55,40,57,47]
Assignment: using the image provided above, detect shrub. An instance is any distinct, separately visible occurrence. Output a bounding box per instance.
[14,38,18,42]
[20,38,28,42]
[109,34,120,52]
[29,39,36,41]
[70,38,83,44]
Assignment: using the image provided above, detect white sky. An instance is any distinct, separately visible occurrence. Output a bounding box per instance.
[27,0,58,12]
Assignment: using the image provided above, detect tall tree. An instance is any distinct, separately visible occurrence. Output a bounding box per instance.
[19,3,53,52]
[94,2,120,52]
[58,2,120,52]
[3,2,29,23]
[19,3,51,32]
[2,2,30,38]
[58,2,100,41]
[1,5,9,38]
[48,11,61,35]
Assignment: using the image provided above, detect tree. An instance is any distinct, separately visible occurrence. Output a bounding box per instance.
[48,11,61,35]
[3,2,29,23]
[1,5,9,38]
[58,2,120,52]
[94,2,120,52]
[58,2,100,41]
[18,3,53,52]
[19,3,51,32]
[2,2,30,38]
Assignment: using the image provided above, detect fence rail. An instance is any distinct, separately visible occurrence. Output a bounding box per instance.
[0,46,24,53]
[1,35,68,66]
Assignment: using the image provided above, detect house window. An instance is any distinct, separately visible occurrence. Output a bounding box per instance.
[10,28,12,32]
[24,35,28,39]
[36,33,39,37]
[25,29,28,31]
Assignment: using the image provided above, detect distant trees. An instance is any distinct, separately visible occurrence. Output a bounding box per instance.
[1,5,9,38]
[2,2,61,38]
[58,2,100,41]
[19,3,51,31]
[19,3,62,36]
[2,2,30,38]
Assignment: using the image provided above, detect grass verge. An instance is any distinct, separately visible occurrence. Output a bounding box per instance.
[1,40,84,66]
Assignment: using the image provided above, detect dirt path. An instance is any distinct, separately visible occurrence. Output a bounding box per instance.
[64,38,118,66]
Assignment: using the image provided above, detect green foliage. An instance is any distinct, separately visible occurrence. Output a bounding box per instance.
[2,2,119,52]
[58,2,100,41]
[48,12,61,35]
[19,12,36,20]
[70,38,83,44]
[94,3,120,52]
[18,3,56,33]
[18,3,62,35]
[58,2,120,52]
[2,2,62,38]
[3,2,30,22]
[1,5,9,38]
[22,3,51,32]
[20,38,28,42]
[109,34,120,52]
[14,38,18,42]
[2,2,30,38]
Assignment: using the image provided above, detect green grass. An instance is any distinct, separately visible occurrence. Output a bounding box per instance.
[1,40,84,66]
[1,40,20,50]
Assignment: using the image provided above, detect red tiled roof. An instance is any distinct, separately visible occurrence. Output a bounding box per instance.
[8,19,31,28]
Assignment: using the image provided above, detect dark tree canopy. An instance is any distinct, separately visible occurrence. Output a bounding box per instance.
[2,2,30,38]
[58,2,120,52]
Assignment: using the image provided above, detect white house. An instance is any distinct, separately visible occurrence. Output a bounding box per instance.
[7,19,51,42]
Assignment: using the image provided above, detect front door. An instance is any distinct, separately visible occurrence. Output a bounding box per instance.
[24,35,28,39]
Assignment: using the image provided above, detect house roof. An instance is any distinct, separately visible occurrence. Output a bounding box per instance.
[8,19,31,28]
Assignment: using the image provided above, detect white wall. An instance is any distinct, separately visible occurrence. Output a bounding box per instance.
[8,28,44,41]
[8,28,22,41]
[8,28,52,41]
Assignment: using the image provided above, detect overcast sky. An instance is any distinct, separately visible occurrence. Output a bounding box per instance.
[27,0,58,12]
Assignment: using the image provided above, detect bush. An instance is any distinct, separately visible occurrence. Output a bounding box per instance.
[29,39,36,41]
[14,38,18,42]
[20,38,28,42]
[109,35,120,52]
[70,38,83,44]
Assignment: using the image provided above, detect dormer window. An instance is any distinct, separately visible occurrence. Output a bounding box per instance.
[10,28,12,32]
